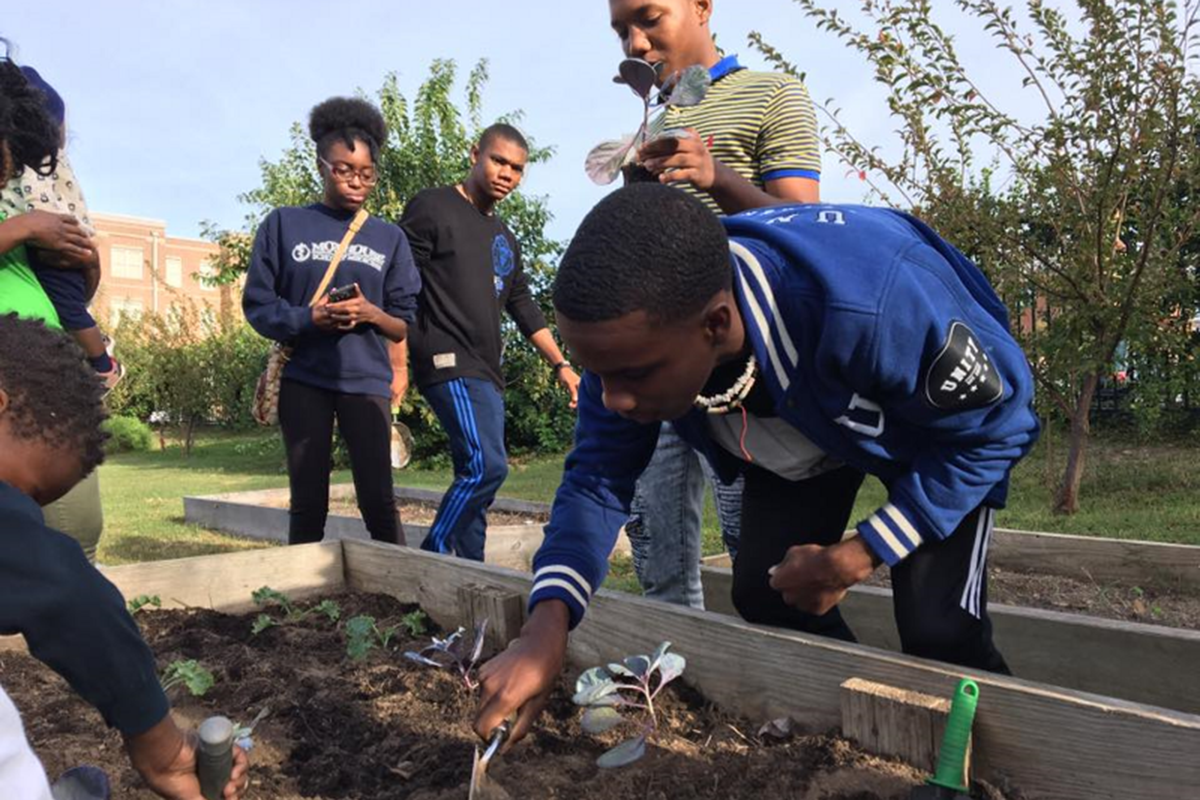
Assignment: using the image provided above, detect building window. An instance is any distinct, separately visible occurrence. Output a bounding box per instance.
[109,297,143,326]
[165,256,183,288]
[110,246,145,280]
[196,260,217,291]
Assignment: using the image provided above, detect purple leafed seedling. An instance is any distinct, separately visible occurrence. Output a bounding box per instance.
[403,619,488,690]
[572,641,686,768]
[586,59,713,185]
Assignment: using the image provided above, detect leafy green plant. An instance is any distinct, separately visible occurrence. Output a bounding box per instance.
[586,58,712,185]
[344,614,401,660]
[249,587,340,635]
[103,416,154,454]
[400,610,429,637]
[572,642,686,768]
[127,595,162,615]
[404,620,487,690]
[160,660,215,698]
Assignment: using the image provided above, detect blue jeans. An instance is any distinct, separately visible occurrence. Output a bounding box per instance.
[626,424,743,608]
[421,378,509,562]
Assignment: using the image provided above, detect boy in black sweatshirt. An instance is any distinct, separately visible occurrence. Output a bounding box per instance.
[0,313,248,799]
[398,124,579,562]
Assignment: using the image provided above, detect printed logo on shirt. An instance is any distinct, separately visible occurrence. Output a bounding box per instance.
[492,234,515,296]
[292,241,387,271]
[924,321,1004,411]
[433,353,457,370]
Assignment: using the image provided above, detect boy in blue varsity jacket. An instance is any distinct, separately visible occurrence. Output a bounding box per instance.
[473,184,1040,745]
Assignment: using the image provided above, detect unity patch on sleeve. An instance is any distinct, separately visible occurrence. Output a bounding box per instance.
[923,321,1004,411]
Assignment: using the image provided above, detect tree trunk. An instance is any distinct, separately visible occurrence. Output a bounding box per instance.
[184,418,197,457]
[1054,373,1100,515]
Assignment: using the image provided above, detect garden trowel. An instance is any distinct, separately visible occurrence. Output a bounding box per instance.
[468,721,512,800]
[910,679,980,799]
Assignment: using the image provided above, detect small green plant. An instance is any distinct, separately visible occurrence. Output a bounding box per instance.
[400,610,428,637]
[160,660,215,698]
[572,642,686,768]
[127,595,162,614]
[344,615,401,660]
[249,587,340,635]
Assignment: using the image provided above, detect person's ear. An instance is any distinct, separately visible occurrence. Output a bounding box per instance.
[702,296,735,348]
[469,145,480,167]
[694,0,714,26]
[0,388,9,416]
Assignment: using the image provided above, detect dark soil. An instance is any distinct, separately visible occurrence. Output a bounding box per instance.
[864,567,1200,630]
[0,592,1010,800]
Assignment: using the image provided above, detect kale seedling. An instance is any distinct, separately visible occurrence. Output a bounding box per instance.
[344,614,401,661]
[160,660,215,698]
[572,641,686,768]
[586,58,712,185]
[250,586,341,635]
[127,595,161,615]
[400,610,428,637]
[404,619,488,690]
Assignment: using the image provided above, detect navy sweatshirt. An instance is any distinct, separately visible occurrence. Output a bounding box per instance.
[243,204,422,398]
[0,481,169,735]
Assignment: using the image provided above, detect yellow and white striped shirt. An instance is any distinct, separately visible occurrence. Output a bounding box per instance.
[649,55,821,215]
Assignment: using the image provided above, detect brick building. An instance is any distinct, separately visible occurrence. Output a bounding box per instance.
[89,212,241,326]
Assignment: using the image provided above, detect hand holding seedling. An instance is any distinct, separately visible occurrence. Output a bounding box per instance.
[638,128,717,190]
[768,538,881,616]
[474,600,569,749]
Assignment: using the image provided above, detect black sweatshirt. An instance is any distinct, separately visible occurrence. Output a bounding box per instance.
[0,481,169,735]
[400,186,548,390]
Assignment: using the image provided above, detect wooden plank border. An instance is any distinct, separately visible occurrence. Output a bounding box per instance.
[700,566,1200,714]
[342,540,1200,800]
[702,528,1200,592]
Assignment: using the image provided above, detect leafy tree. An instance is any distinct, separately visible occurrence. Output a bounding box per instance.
[202,59,574,457]
[754,0,1200,512]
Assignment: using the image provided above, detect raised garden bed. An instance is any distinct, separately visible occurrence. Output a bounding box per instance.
[183,486,631,572]
[3,591,942,799]
[3,541,1197,799]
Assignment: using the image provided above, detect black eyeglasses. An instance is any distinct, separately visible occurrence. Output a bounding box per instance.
[320,157,378,186]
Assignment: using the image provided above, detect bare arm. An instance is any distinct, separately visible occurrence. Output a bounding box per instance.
[527,327,580,409]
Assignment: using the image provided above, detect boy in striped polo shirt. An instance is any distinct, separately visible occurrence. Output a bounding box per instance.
[610,0,840,612]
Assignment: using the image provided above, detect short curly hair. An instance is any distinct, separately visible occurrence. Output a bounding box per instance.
[553,184,732,325]
[308,96,387,163]
[0,59,59,179]
[0,314,108,475]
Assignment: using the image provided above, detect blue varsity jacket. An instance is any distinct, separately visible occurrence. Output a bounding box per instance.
[531,204,1041,628]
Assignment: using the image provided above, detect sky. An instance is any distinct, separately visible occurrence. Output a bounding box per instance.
[3,1,1063,244]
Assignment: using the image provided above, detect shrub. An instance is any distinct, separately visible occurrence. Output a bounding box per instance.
[103,416,154,454]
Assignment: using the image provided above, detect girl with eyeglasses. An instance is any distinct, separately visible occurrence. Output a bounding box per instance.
[243,97,421,546]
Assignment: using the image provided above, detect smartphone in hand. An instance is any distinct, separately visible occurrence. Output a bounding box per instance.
[327,284,360,303]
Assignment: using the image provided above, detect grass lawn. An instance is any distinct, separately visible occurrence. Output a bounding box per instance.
[96,426,1200,573]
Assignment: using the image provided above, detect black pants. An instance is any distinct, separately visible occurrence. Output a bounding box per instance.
[731,464,1009,674]
[278,379,401,546]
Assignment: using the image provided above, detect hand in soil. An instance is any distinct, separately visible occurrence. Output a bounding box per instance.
[769,540,878,616]
[475,600,569,748]
[126,717,250,800]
